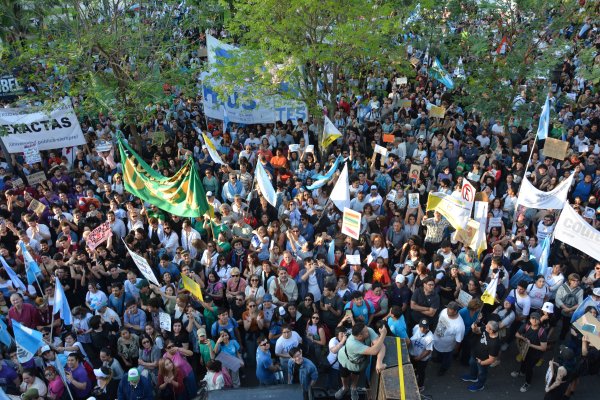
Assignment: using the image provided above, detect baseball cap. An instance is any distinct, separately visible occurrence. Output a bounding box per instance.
[197,328,207,337]
[370,185,378,190]
[278,306,286,316]
[593,287,600,297]
[94,366,111,378]
[263,294,273,302]
[559,345,575,361]
[447,301,461,311]
[505,296,516,305]
[530,312,541,320]
[40,345,52,354]
[419,319,429,329]
[542,302,554,314]
[127,368,140,382]
[395,274,406,284]
[206,191,214,197]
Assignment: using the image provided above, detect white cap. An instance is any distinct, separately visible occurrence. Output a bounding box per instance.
[206,191,214,197]
[593,287,600,297]
[395,274,406,284]
[370,185,378,190]
[542,302,554,314]
[40,345,52,354]
[278,306,286,316]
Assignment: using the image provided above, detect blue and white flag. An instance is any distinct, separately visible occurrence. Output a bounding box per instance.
[306,156,344,190]
[255,161,278,208]
[537,236,551,276]
[12,319,45,363]
[327,239,336,266]
[0,318,13,347]
[429,58,455,90]
[571,295,600,323]
[536,95,550,140]
[0,255,27,292]
[222,106,230,132]
[53,277,72,325]
[19,242,42,285]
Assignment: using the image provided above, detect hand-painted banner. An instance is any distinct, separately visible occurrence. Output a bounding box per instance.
[86,221,112,250]
[341,207,361,240]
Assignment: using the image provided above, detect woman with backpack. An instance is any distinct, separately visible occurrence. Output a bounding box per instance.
[511,312,548,392]
[555,273,584,340]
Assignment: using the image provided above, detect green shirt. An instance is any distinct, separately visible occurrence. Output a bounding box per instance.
[337,327,378,372]
[198,339,216,364]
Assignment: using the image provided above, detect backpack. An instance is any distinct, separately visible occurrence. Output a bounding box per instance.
[524,323,545,341]
[213,367,233,388]
[561,284,581,308]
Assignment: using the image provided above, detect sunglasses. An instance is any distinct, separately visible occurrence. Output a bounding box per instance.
[231,274,240,277]
[260,342,269,346]
[312,316,320,320]
[248,304,256,308]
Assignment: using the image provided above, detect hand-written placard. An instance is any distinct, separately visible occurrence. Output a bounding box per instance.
[457,290,473,308]
[27,171,47,186]
[28,198,47,216]
[345,254,361,265]
[429,106,446,119]
[408,193,420,208]
[86,221,112,250]
[341,207,361,240]
[159,312,172,332]
[23,142,41,165]
[543,138,569,160]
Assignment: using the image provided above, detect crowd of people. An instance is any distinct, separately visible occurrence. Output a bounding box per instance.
[1,3,600,400]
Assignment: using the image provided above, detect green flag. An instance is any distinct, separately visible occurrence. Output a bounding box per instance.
[117,135,209,218]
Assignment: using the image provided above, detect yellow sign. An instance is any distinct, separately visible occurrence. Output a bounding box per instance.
[182,274,204,302]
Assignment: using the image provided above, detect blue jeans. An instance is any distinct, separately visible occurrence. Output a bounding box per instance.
[469,356,489,385]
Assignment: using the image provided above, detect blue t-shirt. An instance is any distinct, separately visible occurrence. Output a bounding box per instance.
[218,339,241,357]
[211,318,238,338]
[256,348,277,384]
[458,307,480,331]
[386,315,408,339]
[344,300,374,322]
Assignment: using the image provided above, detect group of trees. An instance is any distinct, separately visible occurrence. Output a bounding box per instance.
[0,0,594,140]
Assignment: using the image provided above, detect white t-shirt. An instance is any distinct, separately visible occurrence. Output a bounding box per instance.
[433,309,465,352]
[327,337,341,369]
[275,331,302,359]
[409,325,434,361]
[527,283,548,310]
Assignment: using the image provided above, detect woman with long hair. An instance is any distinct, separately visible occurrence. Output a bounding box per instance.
[205,271,225,306]
[44,366,65,400]
[213,330,244,388]
[244,274,265,304]
[305,312,328,367]
[162,339,196,398]
[158,358,185,400]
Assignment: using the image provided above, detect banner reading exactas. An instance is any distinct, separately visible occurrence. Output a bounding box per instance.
[0,97,86,153]
[341,207,361,240]
[426,192,470,230]
[554,203,600,262]
[117,135,209,218]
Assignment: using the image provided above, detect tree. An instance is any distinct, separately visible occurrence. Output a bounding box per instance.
[3,0,222,146]
[207,0,400,144]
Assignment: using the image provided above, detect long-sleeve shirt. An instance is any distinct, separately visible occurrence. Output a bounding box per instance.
[8,303,42,329]
[124,309,147,332]
[269,278,298,305]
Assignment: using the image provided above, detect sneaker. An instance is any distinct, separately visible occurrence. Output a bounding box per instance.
[500,343,509,352]
[520,383,530,392]
[536,358,544,367]
[510,371,525,378]
[334,387,348,400]
[350,388,359,400]
[468,383,485,392]
[490,359,501,368]
[461,374,478,382]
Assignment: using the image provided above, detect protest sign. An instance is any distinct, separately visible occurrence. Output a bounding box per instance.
[408,193,420,208]
[27,198,46,216]
[386,189,397,202]
[396,77,408,85]
[543,138,569,160]
[429,106,446,119]
[346,254,361,265]
[489,217,503,228]
[374,144,388,156]
[289,144,300,152]
[159,312,172,332]
[400,99,412,109]
[573,312,600,349]
[23,142,41,165]
[11,178,24,188]
[305,145,315,153]
[584,207,596,220]
[0,98,86,153]
[457,290,473,308]
[124,241,160,286]
[95,140,112,152]
[410,57,420,67]
[555,204,600,262]
[383,134,395,143]
[27,171,47,186]
[409,164,422,180]
[86,221,112,250]
[341,207,361,240]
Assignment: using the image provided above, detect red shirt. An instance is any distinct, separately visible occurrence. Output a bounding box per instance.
[280,259,300,279]
[8,303,42,329]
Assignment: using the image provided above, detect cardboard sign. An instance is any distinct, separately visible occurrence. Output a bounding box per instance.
[573,312,600,349]
[543,138,569,161]
[489,217,503,228]
[124,241,161,286]
[429,106,446,119]
[341,207,361,240]
[408,193,420,208]
[159,312,172,332]
[288,144,300,152]
[410,57,420,67]
[396,77,408,85]
[27,198,47,216]
[86,221,112,250]
[305,145,315,153]
[374,144,388,156]
[11,178,24,188]
[409,164,422,180]
[457,290,473,308]
[23,142,41,165]
[386,189,397,202]
[383,134,395,143]
[400,100,412,109]
[95,140,112,153]
[27,171,47,186]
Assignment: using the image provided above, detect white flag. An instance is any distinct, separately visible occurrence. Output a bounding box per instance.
[202,133,227,165]
[331,163,351,211]
[516,174,573,209]
[255,161,278,208]
[554,203,600,262]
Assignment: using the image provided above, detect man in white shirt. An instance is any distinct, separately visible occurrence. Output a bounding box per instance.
[181,220,201,259]
[409,319,434,390]
[275,321,303,372]
[432,302,465,376]
[24,215,51,242]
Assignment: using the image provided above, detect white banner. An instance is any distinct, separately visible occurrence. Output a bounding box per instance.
[0,98,86,153]
[516,174,574,210]
[554,203,600,262]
